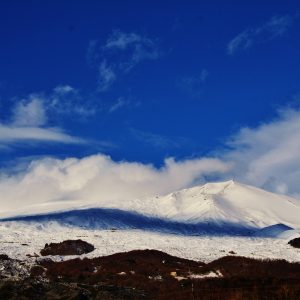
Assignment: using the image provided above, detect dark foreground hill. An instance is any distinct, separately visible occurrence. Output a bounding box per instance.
[1,246,300,299]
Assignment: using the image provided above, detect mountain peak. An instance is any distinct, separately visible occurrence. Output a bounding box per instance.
[2,180,300,233]
[154,180,300,229]
[201,180,235,195]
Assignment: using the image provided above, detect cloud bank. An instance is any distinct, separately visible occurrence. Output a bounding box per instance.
[225,108,300,197]
[1,106,300,216]
[0,155,229,215]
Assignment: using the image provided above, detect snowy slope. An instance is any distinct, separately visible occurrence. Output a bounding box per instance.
[145,180,300,229]
[1,221,300,262]
[1,180,300,233]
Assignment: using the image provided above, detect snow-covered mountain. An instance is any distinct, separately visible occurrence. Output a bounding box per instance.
[143,180,300,229]
[1,180,300,235]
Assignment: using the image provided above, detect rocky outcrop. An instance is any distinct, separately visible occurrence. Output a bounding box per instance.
[41,240,95,256]
[0,256,30,281]
[288,237,300,248]
[40,239,95,256]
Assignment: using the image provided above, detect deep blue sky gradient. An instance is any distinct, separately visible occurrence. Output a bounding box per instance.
[0,0,299,166]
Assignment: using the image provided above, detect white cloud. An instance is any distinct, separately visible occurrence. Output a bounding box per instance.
[227,15,295,55]
[89,30,161,91]
[50,85,97,117]
[104,30,160,67]
[104,30,142,50]
[0,124,84,145]
[0,154,229,213]
[98,61,117,91]
[2,103,300,215]
[129,106,300,199]
[178,69,208,97]
[12,96,47,127]
[53,85,75,95]
[223,108,300,197]
[108,98,130,113]
[0,93,85,148]
[127,38,160,70]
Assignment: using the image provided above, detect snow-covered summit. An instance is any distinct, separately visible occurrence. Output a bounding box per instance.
[147,180,300,229]
[1,180,300,232]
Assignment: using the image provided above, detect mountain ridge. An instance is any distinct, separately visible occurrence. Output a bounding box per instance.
[1,180,300,234]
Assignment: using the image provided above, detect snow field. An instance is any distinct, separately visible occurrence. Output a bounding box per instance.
[0,221,300,264]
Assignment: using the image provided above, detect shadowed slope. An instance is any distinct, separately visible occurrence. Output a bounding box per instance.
[1,207,261,236]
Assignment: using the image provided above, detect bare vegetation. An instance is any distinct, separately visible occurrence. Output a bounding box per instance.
[1,246,300,299]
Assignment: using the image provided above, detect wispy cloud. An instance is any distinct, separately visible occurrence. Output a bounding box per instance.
[227,15,296,55]
[50,85,97,117]
[98,61,117,91]
[53,85,75,95]
[86,40,99,67]
[104,30,161,71]
[0,93,85,148]
[108,98,130,113]
[88,30,161,91]
[11,87,97,123]
[0,125,84,145]
[178,69,208,97]
[12,97,47,127]
[104,31,142,50]
[130,128,186,149]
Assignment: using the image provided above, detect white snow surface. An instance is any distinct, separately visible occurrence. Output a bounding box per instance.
[140,180,300,228]
[0,221,300,263]
[1,181,300,265]
[1,180,300,230]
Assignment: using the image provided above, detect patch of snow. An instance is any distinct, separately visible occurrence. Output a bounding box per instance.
[189,270,222,279]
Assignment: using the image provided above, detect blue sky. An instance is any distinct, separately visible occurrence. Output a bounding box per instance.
[0,1,300,205]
